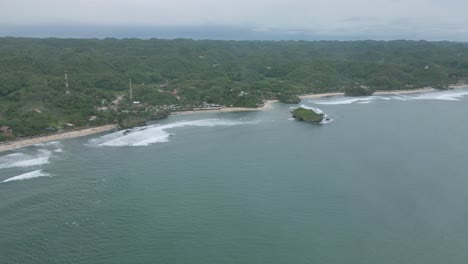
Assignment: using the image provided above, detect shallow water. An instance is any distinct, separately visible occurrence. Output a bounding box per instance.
[1,88,468,264]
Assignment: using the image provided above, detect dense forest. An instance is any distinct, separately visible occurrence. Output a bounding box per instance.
[1,37,468,139]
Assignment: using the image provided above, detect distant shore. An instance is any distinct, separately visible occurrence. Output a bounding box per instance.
[299,85,468,99]
[1,85,467,153]
[0,125,117,153]
[299,87,435,99]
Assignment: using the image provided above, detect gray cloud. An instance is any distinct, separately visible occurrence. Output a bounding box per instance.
[1,0,468,40]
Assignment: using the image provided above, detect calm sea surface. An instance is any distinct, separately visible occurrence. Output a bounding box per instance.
[1,89,468,264]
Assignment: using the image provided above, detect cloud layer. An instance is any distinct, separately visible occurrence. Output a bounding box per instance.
[1,0,468,40]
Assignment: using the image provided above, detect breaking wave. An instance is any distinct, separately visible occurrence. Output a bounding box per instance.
[309,88,468,105]
[34,141,63,153]
[299,104,324,114]
[0,150,51,169]
[402,89,468,101]
[88,118,256,147]
[312,96,378,105]
[0,140,63,170]
[2,170,51,183]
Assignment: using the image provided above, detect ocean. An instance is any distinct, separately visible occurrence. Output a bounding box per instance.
[1,88,468,264]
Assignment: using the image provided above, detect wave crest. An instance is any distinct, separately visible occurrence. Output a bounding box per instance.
[0,151,51,169]
[2,170,51,183]
[309,89,468,105]
[89,118,255,147]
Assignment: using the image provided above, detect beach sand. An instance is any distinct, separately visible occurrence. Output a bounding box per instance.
[299,92,344,99]
[171,100,279,115]
[0,124,117,153]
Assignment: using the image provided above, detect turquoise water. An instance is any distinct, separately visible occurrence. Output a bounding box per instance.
[1,89,468,264]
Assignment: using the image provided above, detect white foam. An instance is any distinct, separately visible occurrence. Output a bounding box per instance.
[34,141,61,147]
[2,170,50,183]
[321,118,334,124]
[0,156,50,169]
[299,104,323,114]
[0,150,51,169]
[392,96,408,101]
[309,89,468,105]
[35,141,63,153]
[398,90,468,101]
[311,96,375,105]
[89,118,255,147]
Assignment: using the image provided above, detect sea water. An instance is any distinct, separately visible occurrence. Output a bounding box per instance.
[1,88,468,264]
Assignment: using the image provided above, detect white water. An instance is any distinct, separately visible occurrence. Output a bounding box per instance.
[299,104,324,114]
[310,89,468,105]
[35,141,63,153]
[2,170,50,183]
[89,118,256,147]
[0,141,62,170]
[321,118,334,124]
[312,96,378,105]
[0,150,51,169]
[403,89,468,101]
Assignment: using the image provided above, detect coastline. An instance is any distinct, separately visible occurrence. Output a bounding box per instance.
[0,124,117,153]
[299,87,435,99]
[171,99,278,115]
[1,85,467,154]
[299,85,468,99]
[0,101,279,153]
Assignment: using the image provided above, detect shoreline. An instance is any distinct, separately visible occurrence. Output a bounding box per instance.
[0,124,117,153]
[299,85,468,99]
[299,87,436,99]
[0,101,279,153]
[1,85,467,154]
[171,100,278,115]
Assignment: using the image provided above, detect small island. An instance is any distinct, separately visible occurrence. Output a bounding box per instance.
[291,107,324,124]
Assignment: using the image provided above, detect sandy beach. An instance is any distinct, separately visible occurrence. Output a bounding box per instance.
[0,124,117,153]
[299,92,345,99]
[171,100,279,115]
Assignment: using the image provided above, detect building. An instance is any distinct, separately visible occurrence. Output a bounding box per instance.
[0,126,13,135]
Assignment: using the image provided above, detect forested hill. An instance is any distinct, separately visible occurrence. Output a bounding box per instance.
[1,37,468,139]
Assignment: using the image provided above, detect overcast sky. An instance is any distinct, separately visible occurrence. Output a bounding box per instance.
[1,0,468,40]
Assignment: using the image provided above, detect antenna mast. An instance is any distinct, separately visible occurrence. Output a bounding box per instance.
[129,78,133,101]
[65,71,70,95]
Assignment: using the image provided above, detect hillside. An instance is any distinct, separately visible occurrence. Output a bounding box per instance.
[1,38,468,139]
